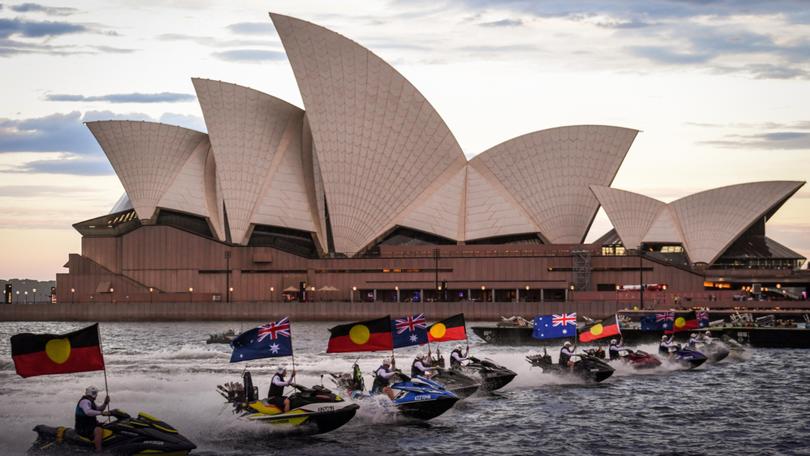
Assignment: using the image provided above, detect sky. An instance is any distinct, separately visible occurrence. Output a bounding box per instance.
[1,0,809,280]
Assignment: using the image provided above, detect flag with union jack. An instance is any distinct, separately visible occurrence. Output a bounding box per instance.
[230,317,293,363]
[391,314,428,348]
[697,310,710,328]
[532,313,577,340]
[656,312,674,330]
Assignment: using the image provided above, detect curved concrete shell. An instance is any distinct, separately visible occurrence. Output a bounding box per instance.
[473,125,638,244]
[670,181,804,264]
[192,78,312,244]
[465,162,538,241]
[272,13,467,254]
[590,185,666,249]
[398,165,467,241]
[87,121,208,221]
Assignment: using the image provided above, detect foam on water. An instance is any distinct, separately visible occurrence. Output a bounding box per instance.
[1,322,809,455]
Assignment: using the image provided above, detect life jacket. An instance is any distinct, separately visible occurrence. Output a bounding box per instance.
[411,359,423,377]
[371,365,390,393]
[268,373,285,398]
[559,348,572,366]
[450,349,463,368]
[74,395,99,437]
[608,345,621,360]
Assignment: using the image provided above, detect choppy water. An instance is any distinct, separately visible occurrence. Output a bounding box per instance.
[1,321,809,455]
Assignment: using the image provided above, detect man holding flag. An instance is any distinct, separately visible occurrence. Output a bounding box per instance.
[230,317,295,412]
[10,323,110,452]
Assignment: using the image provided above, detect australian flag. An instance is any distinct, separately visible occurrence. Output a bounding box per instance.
[532,313,576,340]
[697,310,710,328]
[392,314,428,348]
[230,317,293,363]
[654,312,674,331]
[641,314,668,331]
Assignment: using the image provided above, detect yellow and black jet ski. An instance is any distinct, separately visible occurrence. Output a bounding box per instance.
[217,372,359,435]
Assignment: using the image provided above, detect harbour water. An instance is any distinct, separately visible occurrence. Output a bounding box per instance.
[1,321,809,455]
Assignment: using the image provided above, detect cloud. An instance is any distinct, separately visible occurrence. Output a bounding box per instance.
[0,17,86,38]
[10,3,78,16]
[479,18,523,27]
[0,111,100,154]
[227,21,276,35]
[627,45,711,64]
[213,49,286,62]
[158,33,276,48]
[11,156,114,176]
[0,185,98,197]
[0,38,132,57]
[702,132,810,150]
[46,92,196,103]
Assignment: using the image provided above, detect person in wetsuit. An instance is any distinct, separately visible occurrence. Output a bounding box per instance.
[411,354,435,378]
[659,335,676,356]
[608,338,623,361]
[559,341,575,367]
[75,386,110,453]
[450,345,469,369]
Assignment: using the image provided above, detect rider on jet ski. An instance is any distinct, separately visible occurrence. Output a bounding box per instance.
[412,353,437,378]
[268,366,296,413]
[75,386,110,453]
[702,330,714,344]
[371,358,398,400]
[686,333,701,348]
[608,338,623,360]
[450,345,470,369]
[559,341,575,368]
[659,335,676,355]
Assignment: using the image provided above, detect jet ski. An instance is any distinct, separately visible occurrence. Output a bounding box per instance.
[28,408,196,455]
[217,371,358,435]
[721,335,749,361]
[698,342,730,363]
[666,346,708,370]
[430,368,481,399]
[459,356,517,391]
[389,374,460,420]
[615,349,662,369]
[526,349,615,383]
[330,364,459,420]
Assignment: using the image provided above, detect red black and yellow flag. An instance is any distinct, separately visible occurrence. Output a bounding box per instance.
[327,316,393,353]
[11,323,105,378]
[428,314,466,343]
[578,315,621,343]
[667,311,699,334]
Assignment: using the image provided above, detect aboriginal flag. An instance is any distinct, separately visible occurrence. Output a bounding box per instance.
[428,314,466,343]
[578,315,621,343]
[667,311,699,334]
[10,323,105,378]
[327,316,393,353]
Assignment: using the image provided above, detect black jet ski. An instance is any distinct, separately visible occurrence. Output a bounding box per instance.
[662,346,708,370]
[698,342,730,363]
[28,409,196,455]
[455,357,517,391]
[431,368,481,399]
[526,349,615,383]
[721,335,749,361]
[218,371,358,435]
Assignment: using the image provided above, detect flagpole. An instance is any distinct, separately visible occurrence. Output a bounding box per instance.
[97,323,111,422]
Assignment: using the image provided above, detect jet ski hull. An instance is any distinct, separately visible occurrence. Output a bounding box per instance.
[397,396,459,420]
[28,411,195,455]
[526,354,615,383]
[463,358,517,392]
[432,369,481,399]
[671,349,708,370]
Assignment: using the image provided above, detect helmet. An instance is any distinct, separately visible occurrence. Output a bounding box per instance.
[276,365,287,374]
[691,333,697,338]
[455,345,463,351]
[610,339,617,345]
[563,341,572,347]
[85,386,99,398]
[661,335,668,341]
[705,330,711,335]
[382,358,391,366]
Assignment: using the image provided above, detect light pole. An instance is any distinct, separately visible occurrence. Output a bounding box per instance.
[15,290,19,304]
[481,285,486,302]
[188,287,193,304]
[615,285,620,308]
[224,251,231,303]
[433,248,440,291]
[109,287,114,304]
[569,284,575,302]
[149,287,154,304]
[351,286,357,303]
[24,291,28,304]
[70,288,75,304]
[229,287,234,303]
[270,286,275,302]
[638,249,644,310]
[32,288,37,304]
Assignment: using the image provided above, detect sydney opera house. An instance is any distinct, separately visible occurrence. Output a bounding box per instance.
[56,14,809,307]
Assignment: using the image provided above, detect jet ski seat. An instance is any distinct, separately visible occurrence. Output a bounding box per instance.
[248,401,283,415]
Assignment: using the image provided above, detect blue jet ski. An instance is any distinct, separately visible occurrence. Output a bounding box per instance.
[671,346,708,369]
[330,364,459,420]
